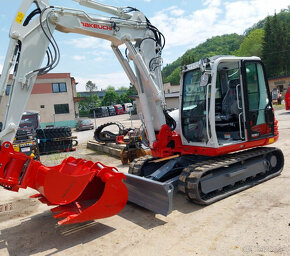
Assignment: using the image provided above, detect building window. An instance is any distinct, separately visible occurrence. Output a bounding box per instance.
[54,104,69,114]
[40,105,45,108]
[52,83,67,93]
[5,85,11,96]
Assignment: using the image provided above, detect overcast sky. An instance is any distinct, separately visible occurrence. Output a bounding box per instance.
[0,0,288,91]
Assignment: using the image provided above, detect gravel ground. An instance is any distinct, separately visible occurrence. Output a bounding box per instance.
[0,110,290,256]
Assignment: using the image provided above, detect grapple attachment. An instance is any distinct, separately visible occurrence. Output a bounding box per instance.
[0,142,128,225]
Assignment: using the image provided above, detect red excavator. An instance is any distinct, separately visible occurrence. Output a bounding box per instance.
[0,0,284,224]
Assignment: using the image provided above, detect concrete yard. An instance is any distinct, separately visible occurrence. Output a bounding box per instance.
[0,110,290,256]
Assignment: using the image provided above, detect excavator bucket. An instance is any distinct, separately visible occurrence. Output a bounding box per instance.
[0,142,128,225]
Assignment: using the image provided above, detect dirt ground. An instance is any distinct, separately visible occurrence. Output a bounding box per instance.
[0,110,290,256]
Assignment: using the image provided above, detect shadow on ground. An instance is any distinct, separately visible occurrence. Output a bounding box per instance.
[278,111,290,116]
[118,192,204,229]
[172,192,204,214]
[0,211,114,256]
[118,203,167,229]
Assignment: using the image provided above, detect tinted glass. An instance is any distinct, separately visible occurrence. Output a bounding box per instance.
[52,83,67,93]
[245,62,272,139]
[59,83,67,92]
[52,83,59,93]
[82,119,91,125]
[246,63,268,111]
[19,115,38,130]
[54,104,69,114]
[181,69,208,143]
[5,85,11,96]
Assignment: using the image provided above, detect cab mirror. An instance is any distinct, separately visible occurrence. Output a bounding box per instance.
[200,73,209,87]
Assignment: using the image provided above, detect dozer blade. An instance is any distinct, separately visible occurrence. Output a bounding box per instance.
[124,173,174,216]
[0,142,128,225]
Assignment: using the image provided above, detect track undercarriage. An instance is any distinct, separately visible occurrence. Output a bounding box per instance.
[128,147,284,209]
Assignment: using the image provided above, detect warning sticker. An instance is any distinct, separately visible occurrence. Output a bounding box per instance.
[16,12,25,24]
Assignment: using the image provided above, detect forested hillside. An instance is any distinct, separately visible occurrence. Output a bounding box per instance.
[162,8,290,84]
[262,10,290,77]
[162,34,244,84]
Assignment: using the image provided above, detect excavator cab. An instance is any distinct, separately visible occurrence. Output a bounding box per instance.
[180,56,276,151]
[127,56,282,210]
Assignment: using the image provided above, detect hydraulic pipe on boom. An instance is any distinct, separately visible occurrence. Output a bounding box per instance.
[72,0,133,19]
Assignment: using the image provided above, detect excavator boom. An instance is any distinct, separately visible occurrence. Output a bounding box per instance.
[0,0,169,224]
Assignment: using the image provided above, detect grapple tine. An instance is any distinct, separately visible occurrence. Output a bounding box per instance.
[58,215,78,226]
[50,205,64,213]
[54,211,75,219]
[0,142,128,225]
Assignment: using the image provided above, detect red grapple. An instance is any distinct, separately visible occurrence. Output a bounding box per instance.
[0,142,128,225]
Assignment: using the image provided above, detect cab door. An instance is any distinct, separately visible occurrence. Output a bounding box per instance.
[241,61,274,140]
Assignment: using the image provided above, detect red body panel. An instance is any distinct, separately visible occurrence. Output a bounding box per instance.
[114,104,125,115]
[285,90,290,110]
[151,119,279,158]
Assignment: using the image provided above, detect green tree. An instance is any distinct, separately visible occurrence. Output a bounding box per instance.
[165,66,181,85]
[78,94,101,116]
[118,86,130,103]
[89,94,101,108]
[244,19,266,36]
[118,86,128,91]
[119,92,130,103]
[271,13,283,75]
[102,86,120,106]
[127,84,138,96]
[262,11,290,76]
[280,22,290,75]
[262,16,273,74]
[234,29,265,57]
[85,80,97,95]
[182,54,195,66]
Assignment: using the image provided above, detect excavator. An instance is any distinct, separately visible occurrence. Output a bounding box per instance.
[0,0,284,225]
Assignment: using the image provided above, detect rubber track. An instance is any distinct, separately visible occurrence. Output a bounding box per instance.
[36,127,72,139]
[178,147,284,205]
[94,122,129,142]
[128,155,154,176]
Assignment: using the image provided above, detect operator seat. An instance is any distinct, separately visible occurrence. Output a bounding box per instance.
[215,78,241,140]
[221,79,240,118]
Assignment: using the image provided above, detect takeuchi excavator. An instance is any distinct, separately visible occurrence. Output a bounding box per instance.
[0,0,284,225]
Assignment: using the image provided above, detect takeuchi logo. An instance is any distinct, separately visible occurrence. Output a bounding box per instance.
[81,22,113,31]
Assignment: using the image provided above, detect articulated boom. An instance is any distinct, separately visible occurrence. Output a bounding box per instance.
[0,0,166,146]
[0,0,169,224]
